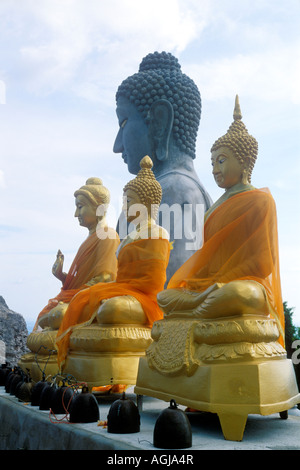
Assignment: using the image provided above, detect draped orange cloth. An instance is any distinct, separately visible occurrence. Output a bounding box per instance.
[168,188,285,345]
[56,237,171,367]
[34,229,120,330]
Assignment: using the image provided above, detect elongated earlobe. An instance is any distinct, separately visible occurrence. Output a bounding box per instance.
[148,99,174,161]
[242,157,251,183]
[241,169,248,184]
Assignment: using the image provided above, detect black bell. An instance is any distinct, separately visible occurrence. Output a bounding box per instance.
[5,368,22,394]
[69,386,100,423]
[50,384,74,415]
[107,392,140,434]
[39,383,57,410]
[15,369,33,402]
[31,380,51,406]
[153,399,192,449]
[0,364,12,386]
[16,379,34,402]
[9,372,23,395]
[4,369,16,393]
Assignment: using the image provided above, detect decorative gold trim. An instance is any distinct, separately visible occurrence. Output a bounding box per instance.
[146,317,286,376]
[196,341,286,363]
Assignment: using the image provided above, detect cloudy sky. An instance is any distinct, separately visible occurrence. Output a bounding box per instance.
[0,0,299,329]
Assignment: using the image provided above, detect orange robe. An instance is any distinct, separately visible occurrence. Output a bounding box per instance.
[34,229,120,330]
[168,188,285,344]
[56,237,171,367]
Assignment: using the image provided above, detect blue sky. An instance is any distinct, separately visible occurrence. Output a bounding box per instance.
[0,0,299,327]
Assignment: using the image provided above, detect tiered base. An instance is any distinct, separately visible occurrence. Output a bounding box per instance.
[135,357,300,441]
[19,352,59,382]
[62,324,152,388]
[19,324,153,388]
[134,316,300,441]
[63,351,146,389]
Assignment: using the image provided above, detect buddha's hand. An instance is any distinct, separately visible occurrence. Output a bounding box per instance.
[157,284,223,317]
[85,272,114,286]
[52,250,66,282]
[157,288,206,315]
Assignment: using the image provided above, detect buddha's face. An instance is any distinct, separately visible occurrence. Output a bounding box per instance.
[113,96,152,175]
[211,146,248,190]
[123,188,148,226]
[74,194,97,232]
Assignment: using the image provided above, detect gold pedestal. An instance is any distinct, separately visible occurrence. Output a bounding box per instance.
[135,317,300,441]
[18,352,59,382]
[62,324,153,388]
[19,329,59,381]
[19,322,153,388]
[63,351,146,389]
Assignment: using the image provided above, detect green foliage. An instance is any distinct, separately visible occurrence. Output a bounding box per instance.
[284,301,298,358]
[284,301,300,404]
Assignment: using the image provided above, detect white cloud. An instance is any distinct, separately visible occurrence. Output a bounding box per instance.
[12,0,206,96]
[0,170,5,189]
[0,79,5,104]
[186,42,300,105]
[4,0,299,106]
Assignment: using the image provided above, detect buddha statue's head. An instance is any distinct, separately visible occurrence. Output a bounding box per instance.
[74,178,110,232]
[114,51,201,175]
[211,95,258,188]
[123,156,162,224]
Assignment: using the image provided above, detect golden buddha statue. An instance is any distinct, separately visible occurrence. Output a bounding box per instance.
[156,95,282,329]
[55,156,171,390]
[19,178,119,380]
[135,97,300,441]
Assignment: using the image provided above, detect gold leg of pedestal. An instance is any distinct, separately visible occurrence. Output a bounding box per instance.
[217,412,248,441]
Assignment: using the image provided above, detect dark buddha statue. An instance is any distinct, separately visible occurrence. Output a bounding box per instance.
[113,51,212,281]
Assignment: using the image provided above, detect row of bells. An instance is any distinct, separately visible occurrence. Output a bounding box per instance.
[0,363,192,449]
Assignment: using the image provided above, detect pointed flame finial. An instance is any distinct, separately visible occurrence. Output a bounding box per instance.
[233,94,242,121]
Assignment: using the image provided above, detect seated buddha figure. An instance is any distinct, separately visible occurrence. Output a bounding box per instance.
[20,178,119,379]
[156,95,285,344]
[135,97,300,442]
[55,156,171,388]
